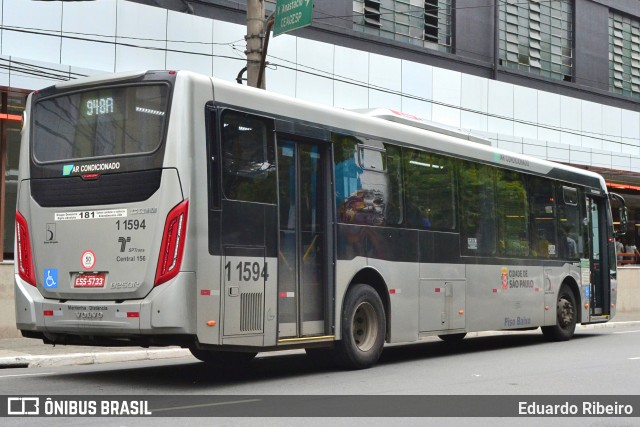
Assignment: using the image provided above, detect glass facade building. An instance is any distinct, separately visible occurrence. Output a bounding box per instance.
[1,0,640,259]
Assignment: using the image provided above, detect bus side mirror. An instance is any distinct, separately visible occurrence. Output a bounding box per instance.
[609,192,628,237]
[616,206,629,237]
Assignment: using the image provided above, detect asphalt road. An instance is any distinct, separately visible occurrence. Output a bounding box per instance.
[1,324,639,426]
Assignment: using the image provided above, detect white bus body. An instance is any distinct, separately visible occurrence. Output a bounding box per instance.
[15,71,621,368]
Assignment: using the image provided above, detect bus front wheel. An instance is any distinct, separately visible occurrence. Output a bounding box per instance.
[334,283,386,370]
[541,285,577,342]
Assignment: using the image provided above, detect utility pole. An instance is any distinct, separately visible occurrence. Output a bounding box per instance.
[246,0,265,88]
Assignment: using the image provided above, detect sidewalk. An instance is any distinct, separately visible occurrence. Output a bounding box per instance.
[1,311,638,369]
[0,338,190,368]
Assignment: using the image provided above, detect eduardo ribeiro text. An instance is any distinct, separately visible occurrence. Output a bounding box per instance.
[519,401,633,416]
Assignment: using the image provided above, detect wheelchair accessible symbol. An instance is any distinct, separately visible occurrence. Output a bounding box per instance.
[44,268,58,289]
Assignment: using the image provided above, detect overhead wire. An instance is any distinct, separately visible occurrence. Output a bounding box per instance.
[1,13,638,146]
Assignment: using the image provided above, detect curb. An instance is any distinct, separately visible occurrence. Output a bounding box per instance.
[461,320,640,339]
[0,348,190,369]
[576,320,640,329]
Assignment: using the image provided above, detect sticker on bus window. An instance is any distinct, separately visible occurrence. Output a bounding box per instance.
[580,259,590,285]
[55,209,127,221]
[548,244,556,255]
[467,238,477,250]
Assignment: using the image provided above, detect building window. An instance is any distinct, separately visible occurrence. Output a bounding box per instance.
[424,0,452,50]
[0,89,28,261]
[363,0,381,27]
[609,11,640,98]
[499,0,573,82]
[353,0,453,53]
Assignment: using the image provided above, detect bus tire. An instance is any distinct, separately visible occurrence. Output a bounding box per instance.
[541,285,577,342]
[334,283,386,370]
[438,333,466,342]
[189,348,257,365]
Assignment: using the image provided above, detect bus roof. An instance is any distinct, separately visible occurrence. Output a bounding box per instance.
[353,108,492,146]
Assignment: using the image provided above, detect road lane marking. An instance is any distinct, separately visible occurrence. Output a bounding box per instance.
[612,330,640,334]
[0,372,55,379]
[151,398,262,413]
[629,357,640,360]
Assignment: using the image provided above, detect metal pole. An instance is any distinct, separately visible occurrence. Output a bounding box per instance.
[246,0,265,88]
[256,16,275,90]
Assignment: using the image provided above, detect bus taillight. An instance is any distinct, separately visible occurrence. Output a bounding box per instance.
[15,211,36,286]
[154,200,188,286]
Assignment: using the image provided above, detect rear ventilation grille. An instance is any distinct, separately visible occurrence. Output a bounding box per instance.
[30,169,162,207]
[240,292,263,332]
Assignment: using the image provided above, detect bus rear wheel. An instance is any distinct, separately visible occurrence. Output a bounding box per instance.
[542,285,577,342]
[334,283,386,370]
[189,348,257,365]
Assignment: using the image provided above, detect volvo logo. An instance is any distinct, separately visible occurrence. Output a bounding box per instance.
[75,312,103,319]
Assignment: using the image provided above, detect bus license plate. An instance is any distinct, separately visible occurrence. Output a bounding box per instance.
[74,273,105,288]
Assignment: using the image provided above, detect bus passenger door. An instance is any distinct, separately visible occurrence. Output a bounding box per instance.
[277,138,329,338]
[213,109,278,344]
[587,196,610,319]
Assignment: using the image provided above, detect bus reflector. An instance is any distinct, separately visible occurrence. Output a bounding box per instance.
[16,211,36,286]
[154,200,188,286]
[43,310,54,316]
[127,312,140,318]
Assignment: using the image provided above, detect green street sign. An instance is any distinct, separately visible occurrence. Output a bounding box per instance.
[274,0,314,37]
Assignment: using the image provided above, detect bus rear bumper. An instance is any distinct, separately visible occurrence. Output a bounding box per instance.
[14,272,197,340]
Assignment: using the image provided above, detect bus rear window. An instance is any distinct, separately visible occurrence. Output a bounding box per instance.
[32,84,169,163]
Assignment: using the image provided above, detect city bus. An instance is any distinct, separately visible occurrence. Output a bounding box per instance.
[14,70,626,369]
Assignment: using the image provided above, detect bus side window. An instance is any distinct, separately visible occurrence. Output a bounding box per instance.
[384,144,404,226]
[496,169,529,257]
[333,134,402,227]
[557,185,581,259]
[333,134,360,223]
[220,110,276,204]
[403,148,456,230]
[459,161,496,255]
[528,176,557,258]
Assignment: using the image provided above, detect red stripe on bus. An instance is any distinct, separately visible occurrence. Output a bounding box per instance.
[0,113,21,121]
